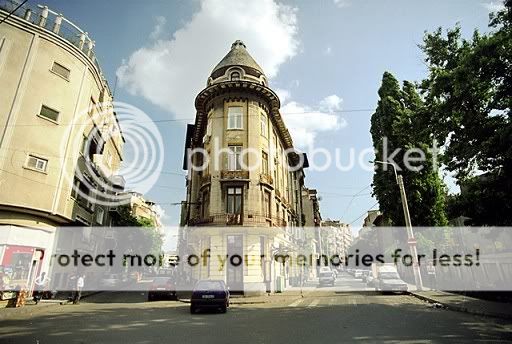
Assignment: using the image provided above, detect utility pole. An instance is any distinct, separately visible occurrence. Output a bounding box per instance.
[372,160,423,291]
[396,174,423,291]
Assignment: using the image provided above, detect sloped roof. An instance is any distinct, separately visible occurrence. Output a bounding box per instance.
[211,40,264,77]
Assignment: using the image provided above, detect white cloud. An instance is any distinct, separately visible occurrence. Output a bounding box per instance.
[319,94,343,112]
[149,16,167,40]
[482,1,505,12]
[275,88,291,104]
[333,0,350,8]
[153,204,168,220]
[117,0,299,118]
[281,94,347,148]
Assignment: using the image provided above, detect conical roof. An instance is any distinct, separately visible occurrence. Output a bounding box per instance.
[211,40,264,77]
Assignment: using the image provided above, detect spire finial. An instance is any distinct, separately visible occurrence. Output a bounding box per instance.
[231,40,246,49]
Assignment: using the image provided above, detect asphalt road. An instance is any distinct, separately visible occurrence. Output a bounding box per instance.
[1,274,511,343]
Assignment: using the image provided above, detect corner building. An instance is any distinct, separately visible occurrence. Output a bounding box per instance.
[182,41,308,295]
[0,2,124,291]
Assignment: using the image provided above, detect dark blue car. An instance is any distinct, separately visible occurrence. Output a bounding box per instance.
[190,280,230,314]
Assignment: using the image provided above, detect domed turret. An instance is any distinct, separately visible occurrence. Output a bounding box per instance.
[208,40,267,86]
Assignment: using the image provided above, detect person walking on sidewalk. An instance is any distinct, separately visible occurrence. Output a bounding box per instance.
[73,274,85,304]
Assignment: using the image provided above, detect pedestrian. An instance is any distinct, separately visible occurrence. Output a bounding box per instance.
[33,272,50,304]
[73,274,85,304]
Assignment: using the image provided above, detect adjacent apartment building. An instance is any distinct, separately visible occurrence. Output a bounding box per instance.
[181,40,309,294]
[0,2,125,291]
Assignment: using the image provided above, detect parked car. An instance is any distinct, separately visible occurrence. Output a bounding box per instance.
[148,276,176,301]
[190,280,230,313]
[318,268,335,287]
[374,271,407,293]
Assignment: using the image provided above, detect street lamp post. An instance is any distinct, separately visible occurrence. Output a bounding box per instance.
[372,160,423,291]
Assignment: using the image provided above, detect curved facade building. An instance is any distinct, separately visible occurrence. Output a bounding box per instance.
[0,2,124,289]
[182,41,308,294]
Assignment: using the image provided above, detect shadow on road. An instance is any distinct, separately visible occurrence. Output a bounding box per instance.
[1,296,511,344]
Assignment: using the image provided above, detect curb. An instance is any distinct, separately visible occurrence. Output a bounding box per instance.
[177,298,268,305]
[409,292,512,321]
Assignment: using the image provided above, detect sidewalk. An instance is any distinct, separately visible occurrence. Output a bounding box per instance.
[408,289,512,320]
[0,291,100,321]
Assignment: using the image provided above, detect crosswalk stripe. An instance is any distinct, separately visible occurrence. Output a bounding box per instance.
[289,299,303,307]
[308,299,319,308]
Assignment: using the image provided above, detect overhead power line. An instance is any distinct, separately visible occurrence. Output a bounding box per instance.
[349,201,379,225]
[0,0,28,25]
[0,108,375,128]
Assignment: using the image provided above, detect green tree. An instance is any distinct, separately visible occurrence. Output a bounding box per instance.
[370,73,448,228]
[420,1,512,225]
[114,205,163,254]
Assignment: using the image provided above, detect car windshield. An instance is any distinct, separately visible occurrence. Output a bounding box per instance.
[195,281,224,290]
[153,277,172,283]
[380,272,400,279]
[320,272,332,277]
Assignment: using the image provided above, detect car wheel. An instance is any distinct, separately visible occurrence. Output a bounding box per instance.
[190,305,196,314]
[148,294,153,302]
[220,304,227,313]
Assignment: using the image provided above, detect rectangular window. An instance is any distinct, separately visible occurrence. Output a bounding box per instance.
[39,105,59,122]
[203,118,212,143]
[71,177,80,199]
[202,190,210,218]
[26,155,48,172]
[228,145,242,171]
[227,187,243,215]
[96,207,105,224]
[51,62,70,80]
[263,191,271,218]
[227,106,243,129]
[262,151,269,175]
[260,113,267,137]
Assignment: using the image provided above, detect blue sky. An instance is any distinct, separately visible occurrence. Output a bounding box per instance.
[40,0,499,240]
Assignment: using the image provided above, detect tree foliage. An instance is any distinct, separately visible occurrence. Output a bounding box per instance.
[370,72,448,227]
[420,1,512,225]
[114,205,163,254]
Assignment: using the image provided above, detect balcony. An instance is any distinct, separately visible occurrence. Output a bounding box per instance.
[220,170,249,181]
[188,213,287,227]
[0,0,104,75]
[259,173,273,187]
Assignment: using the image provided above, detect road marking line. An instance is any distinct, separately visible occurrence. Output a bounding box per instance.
[308,299,319,308]
[289,299,303,307]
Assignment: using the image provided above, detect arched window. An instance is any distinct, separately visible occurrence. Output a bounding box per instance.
[230,71,240,81]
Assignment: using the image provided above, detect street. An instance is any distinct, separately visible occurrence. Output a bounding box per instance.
[1,273,511,343]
